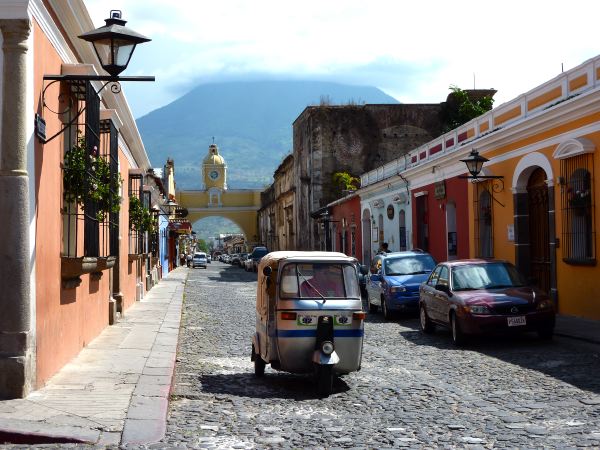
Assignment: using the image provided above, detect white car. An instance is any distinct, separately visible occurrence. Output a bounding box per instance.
[192,252,208,269]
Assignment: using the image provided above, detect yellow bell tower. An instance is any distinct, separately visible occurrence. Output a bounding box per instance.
[202,143,227,206]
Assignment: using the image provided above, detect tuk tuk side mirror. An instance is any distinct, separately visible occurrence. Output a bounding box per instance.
[263,266,272,277]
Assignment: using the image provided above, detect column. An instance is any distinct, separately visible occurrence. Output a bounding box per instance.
[0,18,34,399]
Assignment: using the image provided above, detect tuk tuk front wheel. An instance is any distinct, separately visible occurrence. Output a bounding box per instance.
[316,365,334,396]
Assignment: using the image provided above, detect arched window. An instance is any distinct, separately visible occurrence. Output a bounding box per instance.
[398,209,407,251]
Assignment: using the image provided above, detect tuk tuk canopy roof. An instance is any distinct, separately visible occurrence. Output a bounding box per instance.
[259,251,355,272]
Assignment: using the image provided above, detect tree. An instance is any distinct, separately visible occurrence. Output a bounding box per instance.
[441,86,494,131]
[332,172,360,197]
[196,238,209,253]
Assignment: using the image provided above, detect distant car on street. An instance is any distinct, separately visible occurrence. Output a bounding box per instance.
[207,254,212,263]
[247,246,269,272]
[231,253,248,267]
[192,252,208,269]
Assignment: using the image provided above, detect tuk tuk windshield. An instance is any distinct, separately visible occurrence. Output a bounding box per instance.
[279,263,360,299]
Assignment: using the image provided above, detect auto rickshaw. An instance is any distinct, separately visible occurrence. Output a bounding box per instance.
[251,251,366,396]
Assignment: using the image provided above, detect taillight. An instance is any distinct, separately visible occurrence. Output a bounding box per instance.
[281,312,297,320]
[353,312,367,320]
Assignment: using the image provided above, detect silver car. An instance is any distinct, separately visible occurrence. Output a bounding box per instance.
[192,252,208,269]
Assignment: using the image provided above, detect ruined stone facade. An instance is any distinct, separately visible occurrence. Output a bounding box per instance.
[292,104,446,250]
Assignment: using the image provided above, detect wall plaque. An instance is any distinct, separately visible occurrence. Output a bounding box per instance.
[434,181,446,200]
[387,204,395,220]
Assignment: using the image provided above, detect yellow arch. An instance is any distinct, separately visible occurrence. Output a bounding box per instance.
[176,189,262,243]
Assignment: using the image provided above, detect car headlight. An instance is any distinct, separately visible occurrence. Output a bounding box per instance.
[536,299,553,310]
[468,305,491,315]
[321,341,334,355]
[390,285,407,293]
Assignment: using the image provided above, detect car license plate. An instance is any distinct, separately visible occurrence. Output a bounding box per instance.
[507,316,526,327]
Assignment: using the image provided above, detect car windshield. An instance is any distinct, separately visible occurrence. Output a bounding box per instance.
[451,263,527,291]
[383,254,436,276]
[279,262,360,299]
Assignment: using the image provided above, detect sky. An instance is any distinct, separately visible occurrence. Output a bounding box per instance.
[85,0,600,119]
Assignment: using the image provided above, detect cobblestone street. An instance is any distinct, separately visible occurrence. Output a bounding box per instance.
[158,262,600,449]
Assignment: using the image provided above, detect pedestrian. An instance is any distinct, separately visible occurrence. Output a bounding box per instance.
[378,242,391,254]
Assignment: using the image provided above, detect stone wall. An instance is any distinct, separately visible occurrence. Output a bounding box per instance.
[291,103,445,250]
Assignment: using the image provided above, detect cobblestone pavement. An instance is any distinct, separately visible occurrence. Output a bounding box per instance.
[152,262,600,449]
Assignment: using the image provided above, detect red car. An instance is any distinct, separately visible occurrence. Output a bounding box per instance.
[419,259,555,345]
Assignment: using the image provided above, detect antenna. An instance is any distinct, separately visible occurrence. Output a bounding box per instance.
[561,63,564,73]
[473,73,476,90]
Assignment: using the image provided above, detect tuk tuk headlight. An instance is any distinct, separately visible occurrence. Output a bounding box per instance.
[321,341,334,355]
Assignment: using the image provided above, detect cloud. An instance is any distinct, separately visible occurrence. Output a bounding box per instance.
[85,0,600,117]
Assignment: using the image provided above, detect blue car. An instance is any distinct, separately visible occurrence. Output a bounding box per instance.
[367,251,436,319]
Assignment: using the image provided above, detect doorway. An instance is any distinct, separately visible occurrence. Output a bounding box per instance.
[527,168,551,294]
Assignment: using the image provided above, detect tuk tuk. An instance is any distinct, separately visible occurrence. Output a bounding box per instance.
[251,251,365,396]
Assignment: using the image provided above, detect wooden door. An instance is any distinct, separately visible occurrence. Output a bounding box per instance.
[527,168,550,293]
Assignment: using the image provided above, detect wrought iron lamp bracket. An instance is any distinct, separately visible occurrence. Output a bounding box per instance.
[40,74,154,145]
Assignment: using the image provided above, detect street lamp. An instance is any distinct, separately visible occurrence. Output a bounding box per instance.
[78,10,151,78]
[459,149,503,181]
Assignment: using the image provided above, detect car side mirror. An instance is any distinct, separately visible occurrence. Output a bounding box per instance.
[435,283,451,296]
[263,266,272,277]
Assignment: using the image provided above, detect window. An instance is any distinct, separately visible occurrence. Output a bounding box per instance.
[426,266,442,287]
[128,173,144,255]
[437,266,449,287]
[560,154,595,263]
[398,209,407,251]
[475,182,493,258]
[279,263,360,299]
[61,81,120,259]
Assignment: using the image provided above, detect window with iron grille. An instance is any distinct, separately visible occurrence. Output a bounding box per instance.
[128,173,144,255]
[560,154,595,264]
[61,81,120,258]
[474,181,494,258]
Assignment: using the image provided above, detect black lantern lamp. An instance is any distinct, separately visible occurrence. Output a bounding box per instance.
[79,10,150,78]
[459,149,503,180]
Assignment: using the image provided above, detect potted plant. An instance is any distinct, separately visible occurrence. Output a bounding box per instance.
[129,196,156,234]
[63,134,122,221]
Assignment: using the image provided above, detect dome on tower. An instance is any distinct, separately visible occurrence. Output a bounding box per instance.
[203,143,225,165]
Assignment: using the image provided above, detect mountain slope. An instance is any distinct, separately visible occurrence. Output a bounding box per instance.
[137,80,399,189]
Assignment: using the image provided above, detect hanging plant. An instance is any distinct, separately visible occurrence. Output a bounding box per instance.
[63,134,122,221]
[129,196,155,233]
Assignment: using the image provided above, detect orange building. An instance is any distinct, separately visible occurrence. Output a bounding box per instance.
[0,1,166,398]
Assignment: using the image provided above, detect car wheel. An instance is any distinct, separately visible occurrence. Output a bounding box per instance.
[450,313,466,346]
[419,304,435,334]
[253,345,265,377]
[538,325,554,340]
[382,297,392,320]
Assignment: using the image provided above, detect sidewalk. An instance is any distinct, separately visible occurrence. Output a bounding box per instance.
[555,314,600,345]
[0,268,187,446]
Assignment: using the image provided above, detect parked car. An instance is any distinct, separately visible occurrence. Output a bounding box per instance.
[367,251,436,319]
[419,259,556,345]
[222,254,231,264]
[243,255,254,271]
[207,254,212,263]
[192,252,208,269]
[231,253,248,267]
[247,246,269,272]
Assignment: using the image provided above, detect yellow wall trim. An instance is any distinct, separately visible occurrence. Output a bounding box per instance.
[479,121,489,133]
[494,105,522,126]
[569,74,588,92]
[467,128,475,139]
[528,86,563,111]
